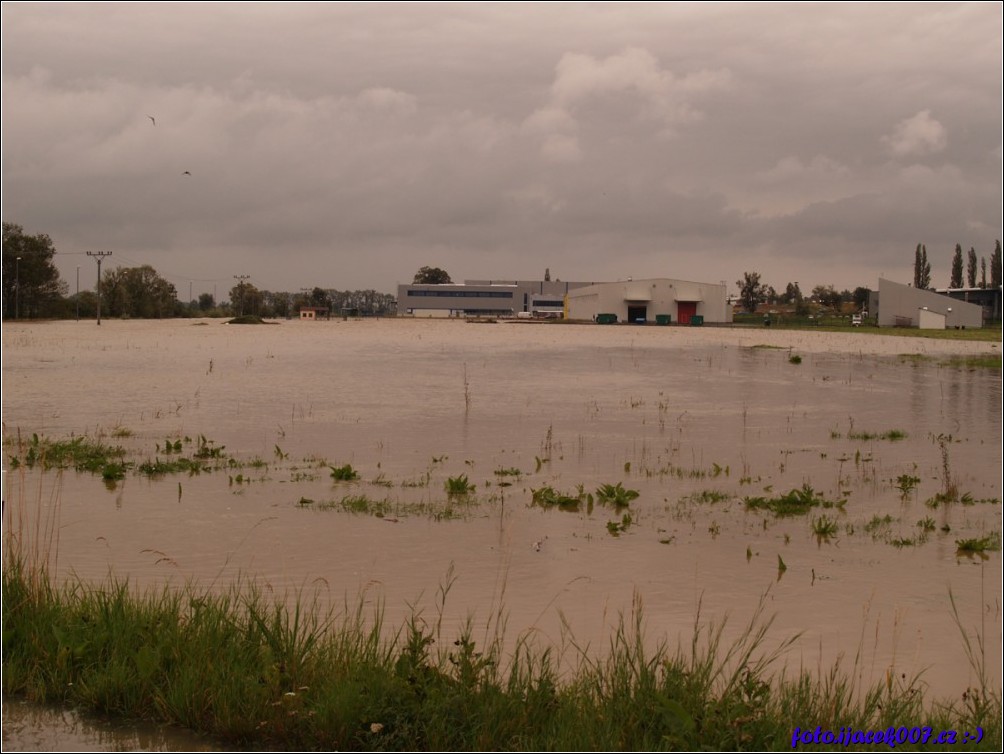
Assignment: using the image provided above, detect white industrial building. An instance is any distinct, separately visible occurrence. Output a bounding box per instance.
[873,278,983,329]
[397,279,597,318]
[565,278,732,324]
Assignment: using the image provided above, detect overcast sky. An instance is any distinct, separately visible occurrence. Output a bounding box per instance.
[3,2,1001,299]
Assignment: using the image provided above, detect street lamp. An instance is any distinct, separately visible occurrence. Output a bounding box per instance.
[15,256,21,320]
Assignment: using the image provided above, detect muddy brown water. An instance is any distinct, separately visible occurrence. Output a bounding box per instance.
[2,318,1001,750]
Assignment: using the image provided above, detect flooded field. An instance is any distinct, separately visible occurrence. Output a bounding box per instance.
[2,317,1001,747]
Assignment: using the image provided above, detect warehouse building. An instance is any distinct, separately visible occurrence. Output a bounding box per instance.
[872,278,983,329]
[565,278,732,324]
[397,279,596,318]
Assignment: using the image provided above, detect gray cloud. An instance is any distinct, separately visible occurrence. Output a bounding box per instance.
[2,2,1000,298]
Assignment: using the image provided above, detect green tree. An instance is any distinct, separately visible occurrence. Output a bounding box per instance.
[913,243,931,289]
[101,265,179,318]
[2,222,67,319]
[736,271,768,313]
[966,247,978,288]
[413,266,452,284]
[852,286,871,311]
[264,291,291,318]
[309,287,330,308]
[229,281,263,316]
[950,243,964,288]
[198,293,215,311]
[811,284,842,311]
[981,257,988,289]
[992,240,1002,288]
[782,282,803,305]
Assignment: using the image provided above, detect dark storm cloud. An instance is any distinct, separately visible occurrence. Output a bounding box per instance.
[2,2,1000,297]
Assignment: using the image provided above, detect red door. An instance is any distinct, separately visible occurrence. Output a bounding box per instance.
[677,302,697,325]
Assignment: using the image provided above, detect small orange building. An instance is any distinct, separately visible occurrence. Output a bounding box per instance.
[299,306,330,320]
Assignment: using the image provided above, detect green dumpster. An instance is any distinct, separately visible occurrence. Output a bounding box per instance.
[655,314,671,325]
[596,313,618,325]
[690,315,704,326]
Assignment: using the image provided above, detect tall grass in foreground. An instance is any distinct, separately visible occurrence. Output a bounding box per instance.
[3,549,1001,751]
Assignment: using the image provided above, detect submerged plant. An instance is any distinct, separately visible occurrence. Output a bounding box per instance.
[595,482,639,510]
[8,432,127,476]
[606,512,633,536]
[811,515,839,539]
[956,532,1002,557]
[329,463,360,481]
[445,474,475,497]
[531,486,583,512]
[744,484,844,518]
[895,473,921,497]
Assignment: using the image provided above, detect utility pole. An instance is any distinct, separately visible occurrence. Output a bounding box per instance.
[15,257,21,319]
[87,251,112,325]
[234,274,251,316]
[76,266,80,321]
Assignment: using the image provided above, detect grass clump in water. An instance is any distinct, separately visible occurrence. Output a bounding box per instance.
[7,432,128,477]
[595,482,639,510]
[811,515,839,540]
[531,486,584,513]
[444,474,475,498]
[956,532,1002,557]
[682,490,731,505]
[329,463,360,482]
[225,315,275,325]
[847,429,908,441]
[744,484,844,518]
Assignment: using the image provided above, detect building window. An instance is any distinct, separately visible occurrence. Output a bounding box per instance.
[407,290,513,298]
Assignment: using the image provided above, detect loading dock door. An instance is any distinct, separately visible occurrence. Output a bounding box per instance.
[677,301,697,325]
[627,305,647,323]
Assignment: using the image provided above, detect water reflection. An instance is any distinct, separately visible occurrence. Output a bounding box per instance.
[1,700,218,752]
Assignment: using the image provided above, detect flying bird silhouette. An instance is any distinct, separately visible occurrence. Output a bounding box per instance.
[147,115,156,126]
[182,171,191,176]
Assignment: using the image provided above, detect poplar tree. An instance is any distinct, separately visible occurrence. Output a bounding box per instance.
[950,244,964,288]
[992,240,1002,288]
[913,244,931,289]
[966,247,978,288]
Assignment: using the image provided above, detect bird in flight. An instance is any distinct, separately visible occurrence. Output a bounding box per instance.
[182,171,191,176]
[147,115,156,126]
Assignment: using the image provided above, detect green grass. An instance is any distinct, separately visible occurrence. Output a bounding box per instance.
[301,494,469,521]
[2,553,1001,751]
[329,464,360,482]
[832,429,908,441]
[531,486,585,513]
[6,432,127,475]
[900,353,1003,369]
[744,484,844,518]
[444,474,475,497]
[595,482,639,510]
[740,318,1001,342]
[956,532,1002,556]
[811,515,839,539]
[682,490,731,505]
[895,474,921,496]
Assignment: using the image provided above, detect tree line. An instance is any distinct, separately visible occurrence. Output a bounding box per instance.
[734,273,870,315]
[913,240,1001,290]
[6,221,1001,321]
[1,222,394,320]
